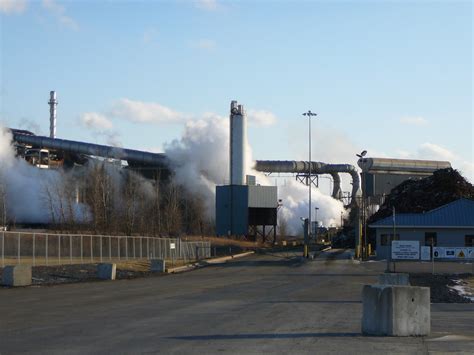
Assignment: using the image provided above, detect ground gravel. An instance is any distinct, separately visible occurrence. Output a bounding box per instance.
[409,273,473,303]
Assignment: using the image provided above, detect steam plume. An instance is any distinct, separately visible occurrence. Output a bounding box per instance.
[164,114,346,234]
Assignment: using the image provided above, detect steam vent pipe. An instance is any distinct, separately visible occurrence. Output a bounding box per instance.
[229,100,247,185]
[254,160,361,204]
[12,132,168,166]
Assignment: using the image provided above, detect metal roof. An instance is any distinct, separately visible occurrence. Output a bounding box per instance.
[369,198,474,228]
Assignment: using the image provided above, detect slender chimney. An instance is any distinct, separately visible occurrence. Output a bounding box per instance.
[229,100,247,185]
[48,91,58,138]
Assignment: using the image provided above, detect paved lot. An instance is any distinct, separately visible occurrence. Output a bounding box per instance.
[1,249,473,354]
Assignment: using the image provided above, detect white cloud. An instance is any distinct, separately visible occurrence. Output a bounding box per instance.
[0,0,27,14]
[191,39,216,50]
[109,98,186,124]
[42,0,79,30]
[399,116,429,126]
[195,0,218,11]
[142,27,158,44]
[418,142,456,161]
[80,112,113,130]
[398,142,473,183]
[247,109,277,127]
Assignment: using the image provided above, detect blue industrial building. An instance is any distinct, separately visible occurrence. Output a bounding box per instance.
[370,198,474,259]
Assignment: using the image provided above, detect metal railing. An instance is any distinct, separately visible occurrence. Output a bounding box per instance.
[0,231,211,267]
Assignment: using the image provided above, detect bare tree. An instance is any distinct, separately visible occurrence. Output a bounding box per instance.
[162,182,182,236]
[84,162,116,234]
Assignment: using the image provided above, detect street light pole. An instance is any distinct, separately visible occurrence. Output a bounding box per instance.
[303,110,317,258]
[356,150,368,259]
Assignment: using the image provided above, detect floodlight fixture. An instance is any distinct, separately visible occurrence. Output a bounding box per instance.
[356,150,367,158]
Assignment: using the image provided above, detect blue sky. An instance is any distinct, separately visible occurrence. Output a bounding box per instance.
[1,0,472,181]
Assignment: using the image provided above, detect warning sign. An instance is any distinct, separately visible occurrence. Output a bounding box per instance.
[455,248,468,258]
[392,241,420,260]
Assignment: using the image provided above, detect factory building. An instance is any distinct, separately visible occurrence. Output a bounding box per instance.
[357,157,452,205]
[369,198,474,259]
[215,101,279,241]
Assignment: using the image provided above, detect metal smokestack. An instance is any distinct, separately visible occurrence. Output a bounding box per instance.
[48,91,58,138]
[229,100,247,185]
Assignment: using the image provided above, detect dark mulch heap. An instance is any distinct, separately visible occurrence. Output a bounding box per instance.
[1,264,161,287]
[409,273,473,303]
[369,168,474,224]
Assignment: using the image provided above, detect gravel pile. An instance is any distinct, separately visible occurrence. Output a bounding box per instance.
[409,273,473,303]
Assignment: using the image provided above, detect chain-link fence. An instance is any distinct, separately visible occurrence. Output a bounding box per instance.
[0,231,211,267]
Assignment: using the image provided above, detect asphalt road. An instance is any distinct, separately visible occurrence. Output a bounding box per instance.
[1,249,473,354]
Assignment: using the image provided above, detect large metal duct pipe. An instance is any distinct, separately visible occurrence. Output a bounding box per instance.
[48,91,58,139]
[254,160,361,204]
[229,100,246,185]
[329,172,342,200]
[12,132,168,166]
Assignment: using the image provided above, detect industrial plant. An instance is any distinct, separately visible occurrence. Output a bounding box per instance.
[2,91,467,258]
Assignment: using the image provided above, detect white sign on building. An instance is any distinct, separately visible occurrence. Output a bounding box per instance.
[420,246,431,261]
[392,240,420,260]
[433,247,474,259]
[444,248,456,258]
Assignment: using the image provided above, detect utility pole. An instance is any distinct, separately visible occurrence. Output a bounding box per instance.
[302,110,317,258]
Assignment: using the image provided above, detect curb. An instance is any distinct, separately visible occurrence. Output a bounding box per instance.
[205,251,255,264]
[166,251,255,274]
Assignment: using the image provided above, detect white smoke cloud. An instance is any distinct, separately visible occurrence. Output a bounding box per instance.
[164,112,346,234]
[164,113,229,215]
[0,0,27,14]
[278,181,346,234]
[2,102,347,233]
[0,127,89,223]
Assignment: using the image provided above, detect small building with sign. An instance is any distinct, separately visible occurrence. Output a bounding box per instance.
[369,198,474,260]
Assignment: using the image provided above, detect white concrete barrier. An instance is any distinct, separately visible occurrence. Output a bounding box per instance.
[97,263,116,280]
[362,285,430,336]
[150,259,166,273]
[378,273,410,285]
[2,265,32,287]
